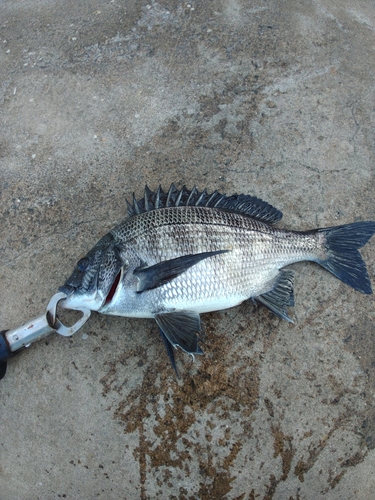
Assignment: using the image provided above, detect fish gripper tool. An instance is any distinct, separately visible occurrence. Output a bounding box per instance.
[0,292,91,379]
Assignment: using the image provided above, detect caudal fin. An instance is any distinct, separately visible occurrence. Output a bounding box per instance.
[316,221,375,294]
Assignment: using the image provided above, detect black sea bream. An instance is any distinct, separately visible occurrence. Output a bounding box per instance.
[60,185,375,373]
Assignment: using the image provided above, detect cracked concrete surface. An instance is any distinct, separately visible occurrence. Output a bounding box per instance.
[0,1,374,498]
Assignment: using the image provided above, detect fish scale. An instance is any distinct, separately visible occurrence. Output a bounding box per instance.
[59,184,375,375]
[112,207,309,304]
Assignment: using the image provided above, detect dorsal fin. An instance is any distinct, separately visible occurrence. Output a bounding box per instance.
[126,184,282,224]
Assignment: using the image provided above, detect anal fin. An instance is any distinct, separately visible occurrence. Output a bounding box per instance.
[158,327,179,377]
[256,269,295,322]
[154,310,203,373]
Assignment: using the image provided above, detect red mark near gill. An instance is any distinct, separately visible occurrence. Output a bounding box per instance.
[105,272,121,304]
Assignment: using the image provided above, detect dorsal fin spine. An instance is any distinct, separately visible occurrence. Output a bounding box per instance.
[186,186,198,205]
[166,183,177,207]
[155,185,162,209]
[132,194,141,215]
[213,195,225,207]
[127,184,283,224]
[175,185,185,206]
[144,185,152,211]
[126,199,135,216]
[195,189,207,206]
[206,191,218,206]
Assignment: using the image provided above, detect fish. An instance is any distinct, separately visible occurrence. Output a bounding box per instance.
[59,184,375,375]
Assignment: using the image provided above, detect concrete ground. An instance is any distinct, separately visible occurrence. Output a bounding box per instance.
[1,0,374,498]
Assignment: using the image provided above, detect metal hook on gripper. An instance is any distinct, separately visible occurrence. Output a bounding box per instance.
[0,292,91,379]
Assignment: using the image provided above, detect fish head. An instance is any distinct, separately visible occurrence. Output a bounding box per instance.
[59,233,127,311]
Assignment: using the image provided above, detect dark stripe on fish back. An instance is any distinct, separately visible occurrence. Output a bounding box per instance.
[112,205,278,243]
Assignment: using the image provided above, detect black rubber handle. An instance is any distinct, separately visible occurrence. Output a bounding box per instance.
[0,331,10,379]
[0,331,11,361]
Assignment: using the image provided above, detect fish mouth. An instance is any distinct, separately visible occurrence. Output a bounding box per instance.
[57,283,100,311]
[57,284,79,310]
[104,271,121,305]
[57,270,121,310]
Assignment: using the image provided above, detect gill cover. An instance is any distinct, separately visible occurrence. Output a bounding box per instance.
[60,233,125,310]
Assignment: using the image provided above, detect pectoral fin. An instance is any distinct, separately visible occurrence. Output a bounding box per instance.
[134,250,228,293]
[155,310,203,372]
[256,269,295,322]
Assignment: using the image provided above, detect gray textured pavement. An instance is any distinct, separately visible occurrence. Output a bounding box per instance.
[1,1,375,498]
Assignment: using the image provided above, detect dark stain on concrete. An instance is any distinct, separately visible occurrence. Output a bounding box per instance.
[101,321,260,498]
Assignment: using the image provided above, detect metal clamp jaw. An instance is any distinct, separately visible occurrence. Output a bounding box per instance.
[0,292,91,375]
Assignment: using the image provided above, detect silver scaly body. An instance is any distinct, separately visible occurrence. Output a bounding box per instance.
[100,206,321,318]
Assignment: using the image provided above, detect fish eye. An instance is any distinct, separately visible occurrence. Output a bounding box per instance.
[77,258,89,272]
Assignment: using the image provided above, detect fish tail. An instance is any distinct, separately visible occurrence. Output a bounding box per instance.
[315,221,375,294]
